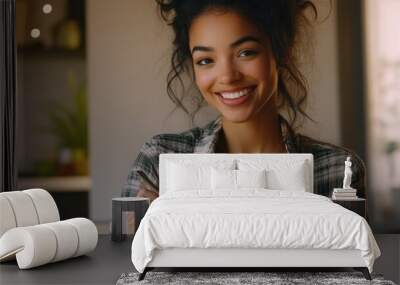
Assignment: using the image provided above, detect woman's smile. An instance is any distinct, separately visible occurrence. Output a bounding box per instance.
[215,86,256,106]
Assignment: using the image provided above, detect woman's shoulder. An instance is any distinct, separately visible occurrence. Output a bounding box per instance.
[143,128,199,154]
[295,134,367,198]
[142,118,220,153]
[296,134,366,174]
[296,134,353,153]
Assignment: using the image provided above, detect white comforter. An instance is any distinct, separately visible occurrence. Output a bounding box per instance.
[131,190,381,273]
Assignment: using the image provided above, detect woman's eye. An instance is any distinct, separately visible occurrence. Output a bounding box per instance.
[239,50,258,57]
[195,51,257,66]
[196,58,213,66]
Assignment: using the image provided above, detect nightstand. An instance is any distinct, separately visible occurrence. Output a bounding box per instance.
[111,197,150,241]
[331,197,366,218]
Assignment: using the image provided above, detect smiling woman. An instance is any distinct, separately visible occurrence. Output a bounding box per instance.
[121,0,367,204]
[161,1,317,128]
[188,10,282,152]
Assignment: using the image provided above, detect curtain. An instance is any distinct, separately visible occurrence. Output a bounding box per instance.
[0,0,17,192]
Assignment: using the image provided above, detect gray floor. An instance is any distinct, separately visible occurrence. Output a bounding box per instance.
[1,234,398,285]
[373,234,400,284]
[0,235,134,285]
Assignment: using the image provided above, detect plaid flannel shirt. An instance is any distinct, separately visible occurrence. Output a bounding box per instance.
[122,115,366,198]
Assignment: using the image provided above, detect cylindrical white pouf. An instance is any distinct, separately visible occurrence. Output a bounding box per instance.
[23,189,60,224]
[0,195,17,237]
[42,221,79,262]
[0,192,39,227]
[65,218,98,257]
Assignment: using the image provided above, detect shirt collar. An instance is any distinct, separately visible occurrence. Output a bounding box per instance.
[194,114,298,153]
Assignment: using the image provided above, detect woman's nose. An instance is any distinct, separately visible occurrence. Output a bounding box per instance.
[217,59,242,84]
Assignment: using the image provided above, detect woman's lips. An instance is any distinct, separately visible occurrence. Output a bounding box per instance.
[216,86,255,107]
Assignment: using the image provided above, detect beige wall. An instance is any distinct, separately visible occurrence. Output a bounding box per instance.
[88,0,340,221]
[301,1,340,141]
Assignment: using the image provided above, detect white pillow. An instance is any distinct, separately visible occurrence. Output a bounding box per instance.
[167,162,210,191]
[236,169,267,188]
[238,159,308,191]
[166,159,235,192]
[267,162,306,191]
[211,169,268,190]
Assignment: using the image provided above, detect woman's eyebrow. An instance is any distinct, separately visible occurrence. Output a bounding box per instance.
[191,35,262,55]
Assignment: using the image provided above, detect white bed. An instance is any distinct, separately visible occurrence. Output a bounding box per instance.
[131,154,381,280]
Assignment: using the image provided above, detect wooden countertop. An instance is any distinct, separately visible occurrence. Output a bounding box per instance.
[17,176,91,192]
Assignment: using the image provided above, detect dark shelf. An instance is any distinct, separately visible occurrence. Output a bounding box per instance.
[18,46,86,58]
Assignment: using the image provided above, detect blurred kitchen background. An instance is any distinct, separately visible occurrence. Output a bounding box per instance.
[15,0,399,233]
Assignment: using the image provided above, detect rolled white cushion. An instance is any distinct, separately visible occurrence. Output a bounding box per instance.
[211,168,236,190]
[236,169,267,188]
[211,169,268,191]
[23,189,60,224]
[42,221,79,262]
[0,226,57,269]
[0,195,17,237]
[64,218,98,257]
[0,191,39,227]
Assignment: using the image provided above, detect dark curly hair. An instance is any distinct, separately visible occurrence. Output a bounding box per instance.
[155,0,318,129]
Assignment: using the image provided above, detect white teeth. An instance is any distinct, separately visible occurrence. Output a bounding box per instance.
[220,88,252,99]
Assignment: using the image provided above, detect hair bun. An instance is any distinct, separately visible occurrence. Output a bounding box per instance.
[155,0,189,23]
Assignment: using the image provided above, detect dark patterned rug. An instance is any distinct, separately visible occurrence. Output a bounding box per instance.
[116,271,396,285]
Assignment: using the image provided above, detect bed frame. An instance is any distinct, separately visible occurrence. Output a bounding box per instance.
[138,154,372,281]
[140,248,371,280]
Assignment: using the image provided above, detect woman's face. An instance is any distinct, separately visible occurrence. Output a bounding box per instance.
[189,9,278,123]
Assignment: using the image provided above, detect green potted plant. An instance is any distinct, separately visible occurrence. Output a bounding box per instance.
[48,72,88,176]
